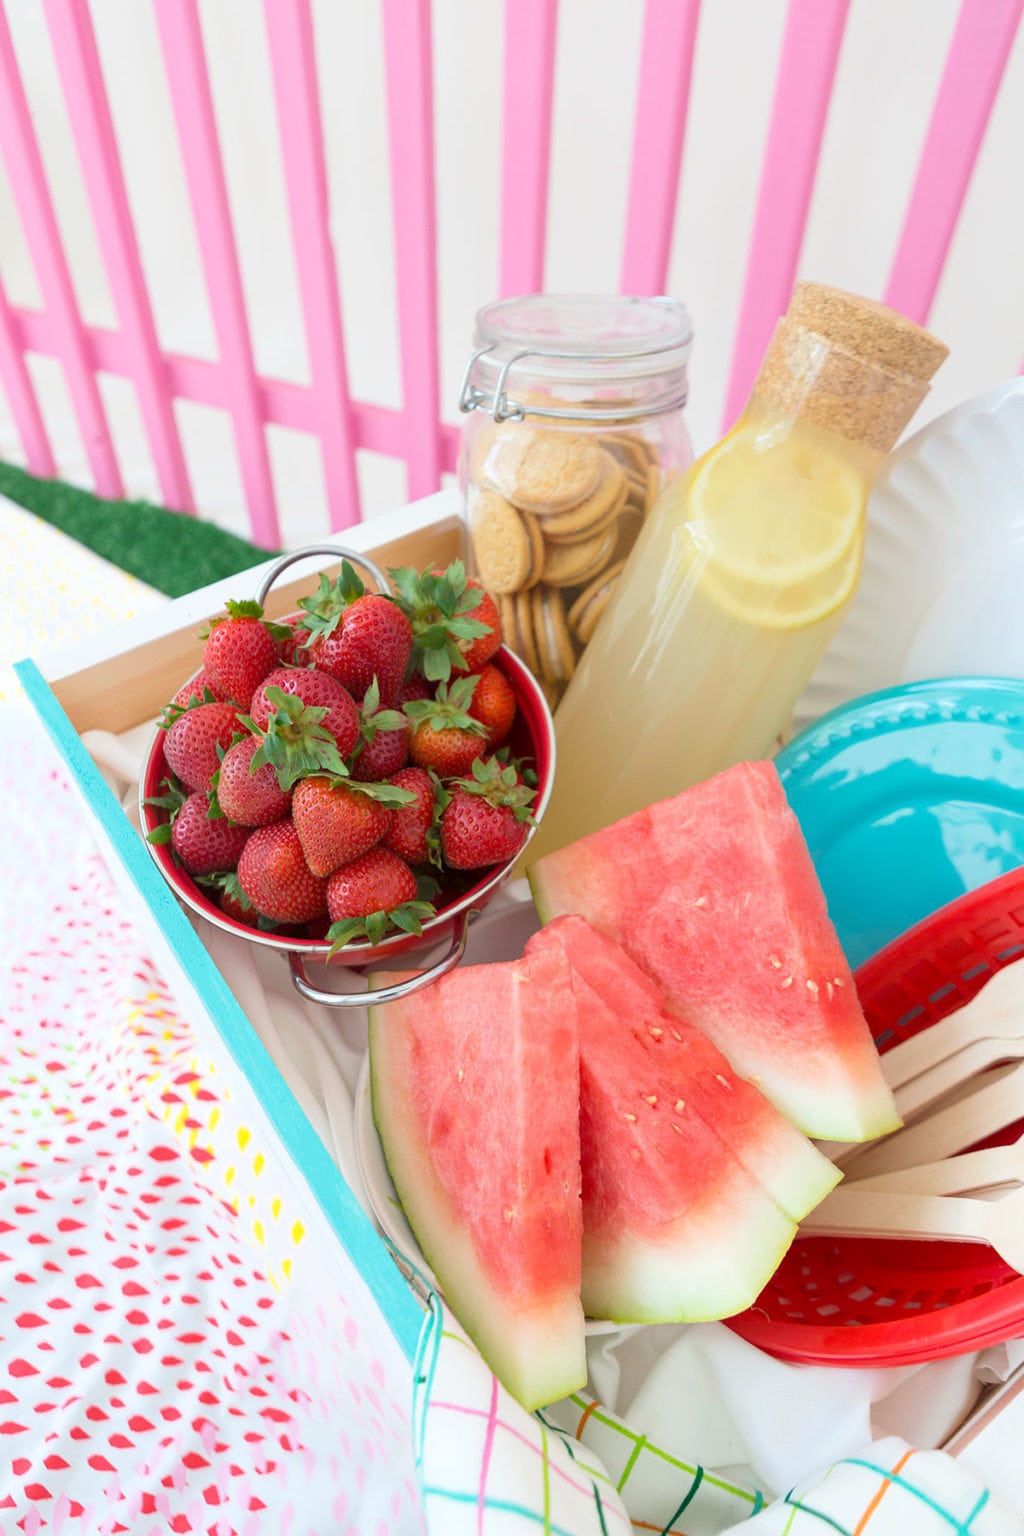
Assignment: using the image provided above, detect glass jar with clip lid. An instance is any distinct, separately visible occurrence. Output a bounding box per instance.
[457,294,694,711]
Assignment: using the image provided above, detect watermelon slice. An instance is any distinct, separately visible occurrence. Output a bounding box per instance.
[528,760,901,1143]
[367,942,586,1411]
[528,917,840,1323]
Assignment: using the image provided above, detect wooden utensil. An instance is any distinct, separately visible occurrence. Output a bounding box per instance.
[844,1140,1024,1197]
[801,1184,1024,1273]
[835,1060,1024,1179]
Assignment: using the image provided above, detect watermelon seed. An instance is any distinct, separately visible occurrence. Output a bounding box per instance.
[826,982,834,1000]
[833,977,845,988]
[781,977,794,989]
[670,1028,683,1042]
[456,1069,464,1082]
[769,955,782,969]
[715,1074,730,1089]
[649,1026,663,1040]
[672,1124,683,1134]
[643,1095,658,1106]
[693,896,708,908]
[674,1100,685,1113]
[806,980,820,994]
[623,1113,636,1123]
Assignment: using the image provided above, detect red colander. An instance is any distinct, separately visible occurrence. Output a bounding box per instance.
[726,863,1024,1368]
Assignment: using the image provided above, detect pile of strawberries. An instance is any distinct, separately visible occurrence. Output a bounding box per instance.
[145,559,538,954]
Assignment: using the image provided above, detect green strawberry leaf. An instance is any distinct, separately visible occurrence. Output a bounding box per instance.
[402,675,487,736]
[347,780,416,808]
[325,898,436,956]
[452,754,538,823]
[145,823,175,846]
[248,686,350,789]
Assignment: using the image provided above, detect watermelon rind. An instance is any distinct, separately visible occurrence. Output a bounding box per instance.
[367,965,587,1413]
[580,1164,801,1325]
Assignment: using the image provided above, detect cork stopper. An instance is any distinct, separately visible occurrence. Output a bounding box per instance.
[751,282,949,454]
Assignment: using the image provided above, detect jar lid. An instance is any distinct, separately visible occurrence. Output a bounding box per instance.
[460,293,693,423]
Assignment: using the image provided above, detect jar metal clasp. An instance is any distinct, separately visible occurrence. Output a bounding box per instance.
[458,344,533,423]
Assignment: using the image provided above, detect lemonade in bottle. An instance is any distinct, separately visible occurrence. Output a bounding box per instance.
[526,283,948,862]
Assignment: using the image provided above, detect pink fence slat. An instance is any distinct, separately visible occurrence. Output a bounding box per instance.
[153,0,280,547]
[0,6,123,497]
[381,0,443,501]
[499,0,558,296]
[43,0,195,515]
[11,302,462,474]
[885,0,1024,325]
[720,0,851,433]
[263,0,361,531]
[620,0,702,296]
[0,279,56,477]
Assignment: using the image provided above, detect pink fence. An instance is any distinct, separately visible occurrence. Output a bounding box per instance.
[0,0,1021,549]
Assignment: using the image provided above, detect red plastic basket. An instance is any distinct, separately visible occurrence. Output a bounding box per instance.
[726,863,1024,1368]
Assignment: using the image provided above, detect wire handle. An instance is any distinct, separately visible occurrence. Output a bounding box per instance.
[287,910,476,1008]
[253,543,390,608]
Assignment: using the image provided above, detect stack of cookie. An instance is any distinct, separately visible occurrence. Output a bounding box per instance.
[467,422,661,709]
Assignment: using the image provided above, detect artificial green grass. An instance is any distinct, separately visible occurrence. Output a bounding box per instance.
[0,462,278,598]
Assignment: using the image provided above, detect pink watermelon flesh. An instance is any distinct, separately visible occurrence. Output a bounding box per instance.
[368,943,586,1411]
[529,760,901,1143]
[529,918,839,1323]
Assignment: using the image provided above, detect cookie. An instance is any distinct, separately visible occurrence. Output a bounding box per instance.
[514,588,540,676]
[541,524,618,589]
[536,450,626,539]
[543,475,628,546]
[478,427,604,514]
[470,489,538,594]
[567,559,627,645]
[600,430,659,476]
[532,586,576,689]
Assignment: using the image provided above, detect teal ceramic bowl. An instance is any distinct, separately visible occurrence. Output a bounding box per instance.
[777,677,1024,969]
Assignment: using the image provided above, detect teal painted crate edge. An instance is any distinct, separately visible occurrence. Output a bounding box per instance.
[15,655,424,1365]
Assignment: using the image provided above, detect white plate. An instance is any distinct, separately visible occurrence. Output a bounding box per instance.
[796,377,1024,731]
[351,891,622,1337]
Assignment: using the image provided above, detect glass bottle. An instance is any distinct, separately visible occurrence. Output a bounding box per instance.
[526,282,948,864]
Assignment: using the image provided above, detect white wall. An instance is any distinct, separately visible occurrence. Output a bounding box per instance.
[0,0,1022,548]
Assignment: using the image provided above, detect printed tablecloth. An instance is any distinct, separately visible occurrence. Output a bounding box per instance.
[1,495,1019,1534]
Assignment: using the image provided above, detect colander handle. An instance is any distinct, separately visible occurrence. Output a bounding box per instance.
[287,909,476,1008]
[253,543,391,607]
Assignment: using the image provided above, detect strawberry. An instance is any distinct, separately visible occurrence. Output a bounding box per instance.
[162,699,241,793]
[237,820,328,924]
[169,669,226,712]
[249,667,360,758]
[349,678,409,783]
[299,562,412,705]
[202,599,285,708]
[214,733,293,827]
[466,663,516,748]
[383,767,438,865]
[279,623,314,667]
[404,675,489,777]
[389,560,496,682]
[325,847,434,953]
[438,756,537,870]
[144,783,250,876]
[458,584,502,672]
[398,675,434,707]
[292,775,414,878]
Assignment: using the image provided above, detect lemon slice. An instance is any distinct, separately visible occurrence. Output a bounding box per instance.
[687,424,865,629]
